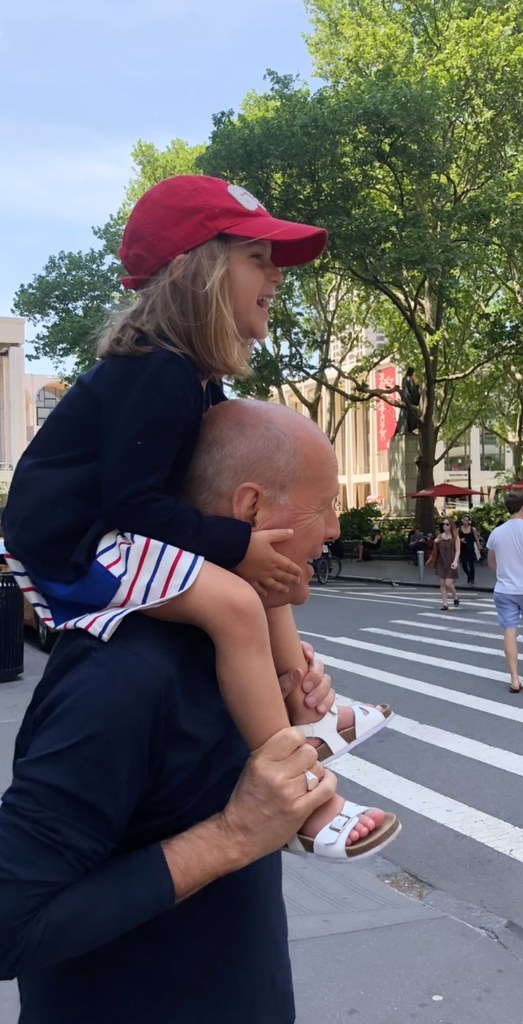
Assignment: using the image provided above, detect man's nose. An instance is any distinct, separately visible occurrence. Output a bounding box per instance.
[326,509,341,541]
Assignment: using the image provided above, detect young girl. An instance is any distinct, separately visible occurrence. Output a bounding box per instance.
[4,175,397,859]
[431,517,461,609]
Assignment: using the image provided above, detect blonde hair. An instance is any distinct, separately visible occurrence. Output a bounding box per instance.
[97,237,252,381]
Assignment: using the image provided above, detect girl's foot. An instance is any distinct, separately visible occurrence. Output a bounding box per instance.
[299,703,392,764]
[509,681,521,693]
[293,782,400,859]
[454,596,460,606]
[440,605,449,611]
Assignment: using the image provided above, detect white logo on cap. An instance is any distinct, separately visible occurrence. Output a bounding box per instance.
[227,184,262,211]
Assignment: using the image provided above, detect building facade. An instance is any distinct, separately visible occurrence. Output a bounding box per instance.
[278,357,514,513]
[0,317,67,511]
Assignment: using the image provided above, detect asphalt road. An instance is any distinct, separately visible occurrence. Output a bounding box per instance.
[295,580,523,928]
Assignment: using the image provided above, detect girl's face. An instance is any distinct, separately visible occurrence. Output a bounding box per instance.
[227,238,284,342]
[442,519,451,532]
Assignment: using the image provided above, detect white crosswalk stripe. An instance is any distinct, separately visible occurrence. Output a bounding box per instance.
[360,626,516,659]
[298,582,523,867]
[302,631,510,680]
[392,619,502,640]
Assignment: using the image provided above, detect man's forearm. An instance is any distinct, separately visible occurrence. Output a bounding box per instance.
[161,813,250,901]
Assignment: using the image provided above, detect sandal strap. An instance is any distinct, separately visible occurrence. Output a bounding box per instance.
[313,800,369,858]
[298,703,386,757]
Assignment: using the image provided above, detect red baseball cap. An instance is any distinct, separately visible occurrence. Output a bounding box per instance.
[119,175,328,289]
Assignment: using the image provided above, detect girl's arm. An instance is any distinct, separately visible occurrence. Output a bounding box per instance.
[265,605,307,677]
[265,605,328,721]
[100,351,250,569]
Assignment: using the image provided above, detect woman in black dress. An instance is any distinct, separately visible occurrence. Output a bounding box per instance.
[459,515,481,585]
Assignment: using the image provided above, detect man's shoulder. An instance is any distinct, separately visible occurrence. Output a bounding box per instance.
[31,618,209,724]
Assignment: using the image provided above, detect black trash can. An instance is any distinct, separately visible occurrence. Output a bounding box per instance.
[0,573,24,682]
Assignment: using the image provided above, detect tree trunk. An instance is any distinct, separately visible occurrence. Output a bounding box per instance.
[415,415,437,535]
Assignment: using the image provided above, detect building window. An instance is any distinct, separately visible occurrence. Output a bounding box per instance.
[36,386,62,427]
[444,434,470,472]
[480,430,505,472]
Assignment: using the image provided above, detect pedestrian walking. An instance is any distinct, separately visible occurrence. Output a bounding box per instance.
[487,490,523,693]
[428,517,460,609]
[459,514,481,585]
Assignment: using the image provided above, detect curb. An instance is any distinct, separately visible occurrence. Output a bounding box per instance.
[337,574,494,592]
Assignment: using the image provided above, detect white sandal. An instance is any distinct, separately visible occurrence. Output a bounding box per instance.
[286,800,401,861]
[298,703,393,766]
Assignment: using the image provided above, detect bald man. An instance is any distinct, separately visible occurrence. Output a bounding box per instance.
[0,399,395,1024]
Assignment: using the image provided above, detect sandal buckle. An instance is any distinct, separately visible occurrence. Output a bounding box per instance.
[329,813,351,833]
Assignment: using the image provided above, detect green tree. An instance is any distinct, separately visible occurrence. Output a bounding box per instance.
[12,248,123,379]
[305,0,523,521]
[200,8,523,526]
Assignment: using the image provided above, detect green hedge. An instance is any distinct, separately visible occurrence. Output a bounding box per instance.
[337,500,510,558]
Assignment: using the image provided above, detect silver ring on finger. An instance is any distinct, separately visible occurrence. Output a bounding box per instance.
[304,769,319,792]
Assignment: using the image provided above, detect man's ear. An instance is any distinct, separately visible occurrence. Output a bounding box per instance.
[231,482,263,526]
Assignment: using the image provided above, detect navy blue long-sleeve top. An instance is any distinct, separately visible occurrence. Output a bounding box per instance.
[0,617,294,1023]
[2,348,251,582]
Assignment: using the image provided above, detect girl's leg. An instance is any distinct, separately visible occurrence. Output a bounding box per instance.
[439,580,448,607]
[446,577,457,600]
[146,567,388,851]
[145,562,289,750]
[265,605,388,731]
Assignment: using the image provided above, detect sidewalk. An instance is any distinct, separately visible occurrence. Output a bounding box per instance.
[2,648,523,1024]
[338,555,496,591]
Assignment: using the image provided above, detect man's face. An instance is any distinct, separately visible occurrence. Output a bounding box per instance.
[255,436,340,607]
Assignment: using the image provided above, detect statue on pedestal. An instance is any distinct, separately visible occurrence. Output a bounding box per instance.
[393,367,421,436]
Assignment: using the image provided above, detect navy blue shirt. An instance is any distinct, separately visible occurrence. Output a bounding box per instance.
[2,349,250,582]
[0,617,294,1023]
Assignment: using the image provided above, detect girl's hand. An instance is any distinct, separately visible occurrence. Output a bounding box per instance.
[451,561,458,570]
[235,529,302,595]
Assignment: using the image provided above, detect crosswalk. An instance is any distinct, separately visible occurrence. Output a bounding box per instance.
[299,584,523,867]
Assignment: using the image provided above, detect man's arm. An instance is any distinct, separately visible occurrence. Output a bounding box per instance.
[488,549,496,572]
[0,643,333,978]
[0,644,176,979]
[162,729,335,901]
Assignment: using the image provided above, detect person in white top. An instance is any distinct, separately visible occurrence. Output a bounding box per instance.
[487,491,523,693]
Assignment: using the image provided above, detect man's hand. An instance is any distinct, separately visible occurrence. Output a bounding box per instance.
[235,529,302,595]
[161,730,337,901]
[220,729,336,863]
[278,644,335,717]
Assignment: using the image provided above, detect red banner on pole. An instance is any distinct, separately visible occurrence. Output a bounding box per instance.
[375,367,397,452]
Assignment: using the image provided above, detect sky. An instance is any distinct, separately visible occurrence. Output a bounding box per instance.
[0,0,315,372]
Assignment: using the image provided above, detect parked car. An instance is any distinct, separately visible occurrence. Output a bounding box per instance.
[0,539,55,652]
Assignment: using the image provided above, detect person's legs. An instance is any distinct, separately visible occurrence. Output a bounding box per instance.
[446,577,458,603]
[493,593,523,692]
[461,549,474,584]
[439,580,448,608]
[503,627,520,691]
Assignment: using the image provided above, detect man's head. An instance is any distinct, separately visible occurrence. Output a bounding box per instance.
[505,491,523,517]
[185,399,340,606]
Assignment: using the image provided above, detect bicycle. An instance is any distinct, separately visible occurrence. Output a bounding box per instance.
[312,544,342,585]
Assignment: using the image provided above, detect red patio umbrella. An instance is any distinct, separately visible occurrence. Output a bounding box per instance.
[495,480,523,490]
[409,483,481,498]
